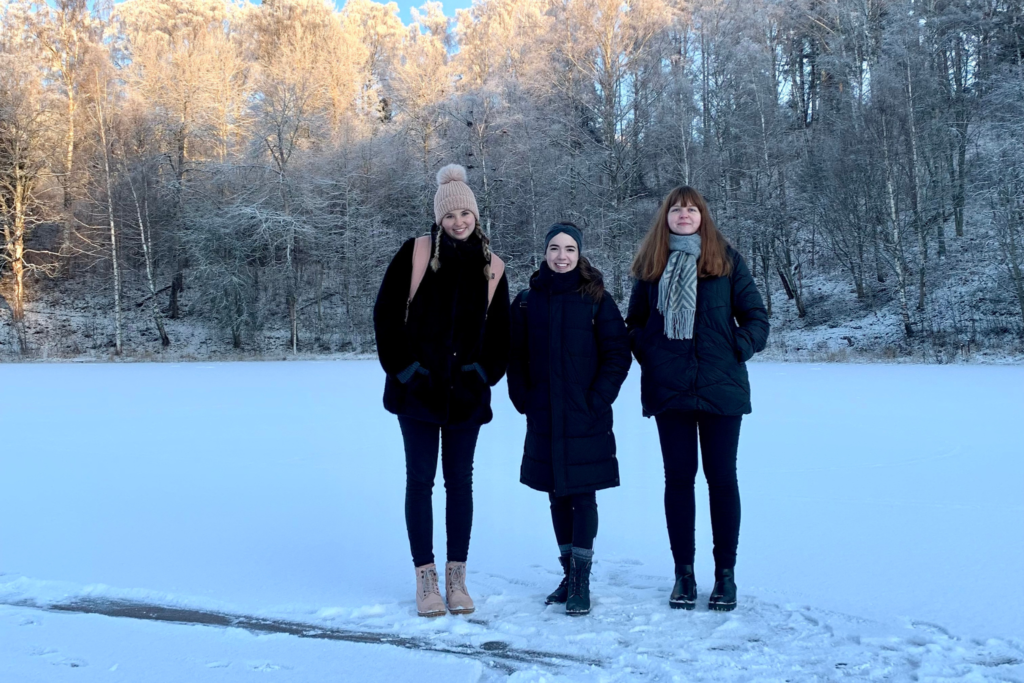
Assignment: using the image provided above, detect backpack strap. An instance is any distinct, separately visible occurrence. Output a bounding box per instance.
[406,235,431,323]
[408,235,431,302]
[486,252,505,309]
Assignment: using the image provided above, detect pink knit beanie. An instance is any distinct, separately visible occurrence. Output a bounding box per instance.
[434,164,480,225]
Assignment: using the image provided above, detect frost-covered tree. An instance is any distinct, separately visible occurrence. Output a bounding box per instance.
[0,0,56,352]
[3,0,1024,358]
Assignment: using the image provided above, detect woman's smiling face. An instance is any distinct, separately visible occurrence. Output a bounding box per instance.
[441,209,476,240]
[546,232,580,272]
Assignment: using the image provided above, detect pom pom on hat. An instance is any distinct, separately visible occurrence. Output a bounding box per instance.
[434,163,479,224]
[437,164,468,186]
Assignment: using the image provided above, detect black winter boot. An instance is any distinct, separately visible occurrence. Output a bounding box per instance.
[669,565,697,610]
[545,555,571,605]
[565,554,592,616]
[708,568,737,612]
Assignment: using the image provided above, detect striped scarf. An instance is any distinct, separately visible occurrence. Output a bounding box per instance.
[658,234,701,340]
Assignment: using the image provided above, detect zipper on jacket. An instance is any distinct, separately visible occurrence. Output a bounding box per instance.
[405,298,412,324]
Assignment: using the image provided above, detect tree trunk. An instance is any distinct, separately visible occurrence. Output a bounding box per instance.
[882,115,913,337]
[169,273,183,319]
[954,134,967,237]
[758,238,773,317]
[285,187,297,354]
[95,72,122,355]
[906,63,927,312]
[952,38,968,238]
[169,114,189,320]
[124,153,169,347]
[9,176,28,353]
[873,219,886,284]
[775,167,805,318]
[60,89,76,276]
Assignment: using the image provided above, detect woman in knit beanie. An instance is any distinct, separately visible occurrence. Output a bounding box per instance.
[373,164,510,618]
[626,186,769,612]
[507,223,631,616]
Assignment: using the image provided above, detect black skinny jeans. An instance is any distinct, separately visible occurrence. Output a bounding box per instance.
[654,410,742,573]
[398,416,480,567]
[548,492,598,551]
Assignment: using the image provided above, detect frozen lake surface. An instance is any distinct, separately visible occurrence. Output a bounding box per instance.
[2,360,1022,681]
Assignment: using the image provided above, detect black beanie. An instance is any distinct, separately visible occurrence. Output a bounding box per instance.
[544,223,583,254]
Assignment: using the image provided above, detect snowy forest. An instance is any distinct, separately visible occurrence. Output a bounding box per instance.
[1,0,1023,361]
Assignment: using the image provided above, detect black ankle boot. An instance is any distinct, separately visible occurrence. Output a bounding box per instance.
[545,555,571,605]
[708,568,737,612]
[669,565,697,610]
[565,554,592,616]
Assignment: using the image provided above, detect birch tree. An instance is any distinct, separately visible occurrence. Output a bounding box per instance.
[29,0,101,273]
[0,0,54,352]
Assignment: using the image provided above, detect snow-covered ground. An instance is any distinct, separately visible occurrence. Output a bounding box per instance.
[2,361,1022,681]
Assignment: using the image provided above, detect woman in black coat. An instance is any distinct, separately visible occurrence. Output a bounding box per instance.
[508,223,631,616]
[626,186,769,612]
[374,165,510,618]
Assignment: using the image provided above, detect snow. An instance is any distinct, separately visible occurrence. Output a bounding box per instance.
[5,266,1024,364]
[2,360,1023,681]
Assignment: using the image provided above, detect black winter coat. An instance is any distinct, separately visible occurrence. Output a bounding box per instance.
[508,264,632,496]
[625,247,769,417]
[374,229,510,425]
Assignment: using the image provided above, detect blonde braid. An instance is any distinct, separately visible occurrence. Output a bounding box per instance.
[479,223,492,280]
[430,225,442,272]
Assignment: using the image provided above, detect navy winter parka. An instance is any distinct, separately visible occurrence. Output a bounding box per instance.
[374,229,510,425]
[508,264,632,497]
[625,247,769,417]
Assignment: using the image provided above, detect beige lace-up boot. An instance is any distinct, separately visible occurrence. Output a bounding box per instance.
[415,564,446,617]
[445,561,475,615]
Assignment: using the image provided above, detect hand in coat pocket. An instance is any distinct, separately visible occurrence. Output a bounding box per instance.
[587,390,610,415]
[629,328,647,365]
[731,328,753,363]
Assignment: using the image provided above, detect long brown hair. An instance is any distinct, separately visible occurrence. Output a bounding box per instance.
[631,186,733,282]
[577,256,605,303]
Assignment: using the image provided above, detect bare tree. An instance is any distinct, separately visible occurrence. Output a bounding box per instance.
[3,0,1024,359]
[92,68,123,354]
[0,0,55,353]
[30,0,100,274]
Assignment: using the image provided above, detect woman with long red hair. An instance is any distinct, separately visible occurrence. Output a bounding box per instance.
[626,186,769,612]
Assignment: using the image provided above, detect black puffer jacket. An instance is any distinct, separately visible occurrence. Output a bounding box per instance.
[374,229,510,425]
[625,247,769,417]
[508,264,632,496]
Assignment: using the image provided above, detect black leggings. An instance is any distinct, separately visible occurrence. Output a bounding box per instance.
[654,410,742,573]
[548,492,598,551]
[398,416,480,567]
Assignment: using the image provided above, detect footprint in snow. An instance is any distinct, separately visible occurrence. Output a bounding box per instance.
[969,655,1024,668]
[52,657,87,668]
[910,619,955,639]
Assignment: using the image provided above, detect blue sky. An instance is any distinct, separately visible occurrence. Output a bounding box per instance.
[338,0,474,24]
[103,0,473,28]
